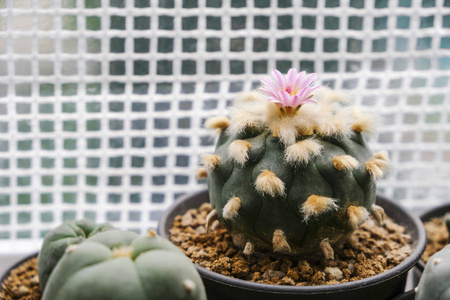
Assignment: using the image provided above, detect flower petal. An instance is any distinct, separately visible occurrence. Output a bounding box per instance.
[287,68,297,85]
[272,69,285,89]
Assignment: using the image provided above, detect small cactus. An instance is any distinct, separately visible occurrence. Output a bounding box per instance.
[416,244,450,300]
[41,229,207,300]
[201,68,388,257]
[37,219,114,291]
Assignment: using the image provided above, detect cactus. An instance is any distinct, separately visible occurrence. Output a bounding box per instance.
[41,229,207,300]
[38,219,114,291]
[200,68,389,258]
[416,244,450,300]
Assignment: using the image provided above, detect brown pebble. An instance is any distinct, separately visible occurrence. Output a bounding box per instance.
[268,270,286,279]
[181,212,194,227]
[13,286,29,297]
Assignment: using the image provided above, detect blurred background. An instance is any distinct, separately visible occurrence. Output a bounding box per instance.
[0,0,449,265]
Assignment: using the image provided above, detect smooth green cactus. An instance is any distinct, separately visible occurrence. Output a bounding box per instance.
[41,229,207,300]
[200,69,389,258]
[38,219,114,291]
[416,244,450,300]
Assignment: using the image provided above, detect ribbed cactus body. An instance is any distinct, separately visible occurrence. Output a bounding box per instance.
[38,219,114,291]
[204,90,388,256]
[42,230,207,300]
[416,244,450,300]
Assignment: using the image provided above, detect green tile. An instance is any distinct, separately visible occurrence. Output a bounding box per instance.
[325,16,339,30]
[206,16,221,30]
[158,38,173,53]
[62,83,78,96]
[182,16,197,30]
[301,37,315,52]
[159,15,174,30]
[86,16,101,30]
[63,120,77,132]
[86,176,98,186]
[110,15,125,30]
[17,120,31,133]
[0,159,8,169]
[62,102,76,113]
[62,15,77,30]
[87,157,100,168]
[63,175,77,185]
[17,158,31,169]
[41,139,55,150]
[87,38,101,53]
[182,38,196,53]
[18,140,32,151]
[41,212,53,223]
[64,158,77,168]
[17,194,30,205]
[63,211,76,221]
[18,212,31,224]
[254,16,269,30]
[85,0,101,8]
[41,158,54,168]
[0,177,9,187]
[40,121,54,132]
[41,176,53,186]
[277,15,292,30]
[397,16,410,29]
[64,139,77,150]
[17,176,31,186]
[0,194,10,206]
[39,103,54,114]
[39,83,54,96]
[87,83,101,94]
[109,156,123,168]
[87,138,101,149]
[84,211,96,221]
[374,16,387,30]
[110,0,125,7]
[86,193,97,203]
[134,16,150,30]
[302,16,316,29]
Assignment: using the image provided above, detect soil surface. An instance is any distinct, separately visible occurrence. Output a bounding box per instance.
[170,203,412,286]
[0,257,41,300]
[422,216,449,263]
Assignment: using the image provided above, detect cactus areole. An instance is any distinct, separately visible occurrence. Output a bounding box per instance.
[202,68,389,258]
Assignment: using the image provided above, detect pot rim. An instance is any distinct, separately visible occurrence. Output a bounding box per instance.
[158,189,427,294]
[416,202,450,272]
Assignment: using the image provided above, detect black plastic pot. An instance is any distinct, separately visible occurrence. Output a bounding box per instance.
[0,253,38,293]
[158,189,426,300]
[412,203,450,287]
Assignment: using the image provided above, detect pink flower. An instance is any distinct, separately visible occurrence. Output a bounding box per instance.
[259,68,320,108]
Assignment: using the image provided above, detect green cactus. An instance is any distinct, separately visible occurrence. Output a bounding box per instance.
[416,244,450,300]
[41,229,206,300]
[200,71,389,258]
[38,219,114,291]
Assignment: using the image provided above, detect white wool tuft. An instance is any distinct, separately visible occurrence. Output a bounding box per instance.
[223,197,241,220]
[228,140,251,166]
[347,206,370,229]
[284,139,323,165]
[255,170,285,197]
